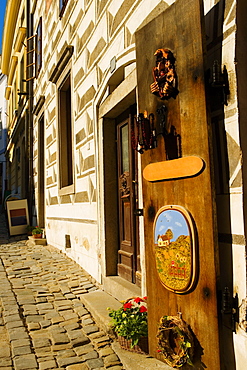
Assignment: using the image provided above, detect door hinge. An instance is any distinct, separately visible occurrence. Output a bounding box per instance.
[221,286,239,333]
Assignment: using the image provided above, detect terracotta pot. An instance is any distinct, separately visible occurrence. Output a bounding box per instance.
[33,234,42,239]
[117,335,148,354]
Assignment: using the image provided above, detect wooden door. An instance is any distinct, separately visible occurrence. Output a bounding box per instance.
[135,0,221,368]
[38,115,45,227]
[117,116,140,284]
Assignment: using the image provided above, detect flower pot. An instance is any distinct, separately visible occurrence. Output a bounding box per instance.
[33,234,42,239]
[118,335,148,354]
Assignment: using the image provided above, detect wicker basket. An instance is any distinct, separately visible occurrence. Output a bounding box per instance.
[118,335,148,354]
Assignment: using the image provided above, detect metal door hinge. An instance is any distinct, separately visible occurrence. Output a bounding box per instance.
[221,286,239,333]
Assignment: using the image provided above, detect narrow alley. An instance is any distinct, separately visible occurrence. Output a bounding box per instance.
[0,212,123,370]
[0,213,170,370]
[1,0,246,368]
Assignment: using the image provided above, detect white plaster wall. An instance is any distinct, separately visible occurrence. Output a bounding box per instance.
[46,218,100,280]
[234,333,247,370]
[32,0,246,331]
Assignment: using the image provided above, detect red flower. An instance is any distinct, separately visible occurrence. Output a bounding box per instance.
[134,297,142,303]
[143,296,147,300]
[123,302,133,310]
[139,305,147,313]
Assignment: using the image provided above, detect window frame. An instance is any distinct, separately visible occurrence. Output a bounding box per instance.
[59,0,69,18]
[20,55,26,94]
[57,64,75,196]
[35,17,42,77]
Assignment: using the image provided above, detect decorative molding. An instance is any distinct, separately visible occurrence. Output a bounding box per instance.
[48,45,74,84]
[5,86,11,100]
[33,95,45,115]
[7,56,18,86]
[119,172,130,196]
[14,27,26,52]
[46,216,97,224]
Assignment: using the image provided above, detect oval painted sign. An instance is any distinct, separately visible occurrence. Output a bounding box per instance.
[153,205,197,293]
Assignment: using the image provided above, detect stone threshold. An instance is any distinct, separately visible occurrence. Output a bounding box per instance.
[27,236,47,246]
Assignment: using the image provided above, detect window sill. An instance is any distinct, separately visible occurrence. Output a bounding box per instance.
[58,184,74,196]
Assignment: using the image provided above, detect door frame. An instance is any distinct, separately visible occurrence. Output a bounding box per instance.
[116,111,139,284]
[97,69,145,299]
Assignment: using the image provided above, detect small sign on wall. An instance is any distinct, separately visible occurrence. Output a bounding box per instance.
[6,199,29,236]
[153,205,197,294]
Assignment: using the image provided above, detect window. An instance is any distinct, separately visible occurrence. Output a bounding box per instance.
[20,55,26,95]
[13,81,17,111]
[58,72,74,192]
[35,18,42,77]
[59,0,69,18]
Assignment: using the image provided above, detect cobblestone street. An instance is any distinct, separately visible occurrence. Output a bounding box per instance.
[0,212,123,370]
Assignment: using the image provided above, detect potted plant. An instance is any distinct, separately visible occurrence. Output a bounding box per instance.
[108,297,148,353]
[26,225,36,236]
[32,227,43,238]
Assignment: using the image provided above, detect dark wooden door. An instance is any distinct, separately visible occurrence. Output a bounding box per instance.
[117,116,140,284]
[38,115,45,227]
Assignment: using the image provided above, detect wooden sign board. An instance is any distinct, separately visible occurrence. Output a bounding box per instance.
[6,199,29,236]
[135,0,220,367]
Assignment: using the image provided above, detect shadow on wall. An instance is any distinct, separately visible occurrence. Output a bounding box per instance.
[205,0,236,368]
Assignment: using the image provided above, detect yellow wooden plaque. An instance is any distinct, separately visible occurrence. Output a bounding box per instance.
[143,156,204,182]
[153,205,197,293]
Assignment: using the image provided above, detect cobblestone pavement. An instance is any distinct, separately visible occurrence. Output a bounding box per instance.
[0,212,123,370]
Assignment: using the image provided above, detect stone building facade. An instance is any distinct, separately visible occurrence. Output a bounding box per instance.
[1,0,32,216]
[0,72,7,206]
[1,0,247,368]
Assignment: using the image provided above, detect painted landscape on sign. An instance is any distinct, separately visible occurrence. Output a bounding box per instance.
[154,208,192,292]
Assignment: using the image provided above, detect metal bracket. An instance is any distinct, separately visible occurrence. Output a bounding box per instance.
[156,105,168,136]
